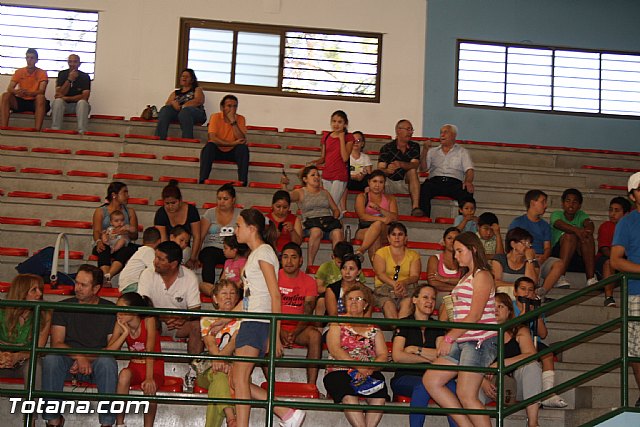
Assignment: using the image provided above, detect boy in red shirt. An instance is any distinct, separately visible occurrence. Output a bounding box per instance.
[277,242,321,384]
[597,196,632,307]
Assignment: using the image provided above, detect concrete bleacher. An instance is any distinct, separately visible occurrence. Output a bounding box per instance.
[1,115,638,426]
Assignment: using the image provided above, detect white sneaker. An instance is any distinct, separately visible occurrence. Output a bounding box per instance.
[542,394,568,408]
[586,277,598,286]
[280,410,306,427]
[554,276,571,289]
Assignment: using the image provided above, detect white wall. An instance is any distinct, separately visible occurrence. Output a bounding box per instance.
[1,0,427,135]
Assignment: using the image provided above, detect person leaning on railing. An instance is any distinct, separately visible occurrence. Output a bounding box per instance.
[0,274,51,388]
[390,284,456,427]
[480,292,542,427]
[324,284,389,427]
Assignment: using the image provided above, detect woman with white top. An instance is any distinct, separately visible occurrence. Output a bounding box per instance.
[232,208,306,427]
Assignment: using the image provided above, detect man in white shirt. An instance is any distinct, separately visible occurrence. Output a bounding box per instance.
[419,124,475,217]
[138,241,203,353]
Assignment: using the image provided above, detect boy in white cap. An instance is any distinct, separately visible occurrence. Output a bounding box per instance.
[610,171,640,406]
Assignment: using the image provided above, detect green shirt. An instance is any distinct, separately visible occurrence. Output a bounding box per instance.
[0,309,32,345]
[550,209,590,247]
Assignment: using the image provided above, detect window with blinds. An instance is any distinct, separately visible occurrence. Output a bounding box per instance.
[456,40,640,118]
[0,5,98,78]
[178,19,382,102]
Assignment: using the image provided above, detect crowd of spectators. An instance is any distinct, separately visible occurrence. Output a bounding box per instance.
[4,47,640,427]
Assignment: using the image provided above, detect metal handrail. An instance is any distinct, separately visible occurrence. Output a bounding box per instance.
[1,272,639,427]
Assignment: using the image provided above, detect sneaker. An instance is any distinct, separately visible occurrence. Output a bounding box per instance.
[555,276,571,289]
[541,394,568,408]
[103,274,112,288]
[535,287,547,298]
[411,208,425,217]
[586,277,599,287]
[604,297,617,307]
[349,369,385,395]
[280,409,306,427]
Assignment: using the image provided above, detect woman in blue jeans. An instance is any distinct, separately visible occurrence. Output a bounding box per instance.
[391,284,457,427]
[155,68,206,139]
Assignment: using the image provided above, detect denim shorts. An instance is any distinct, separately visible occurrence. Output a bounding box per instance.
[443,335,498,368]
[235,321,270,357]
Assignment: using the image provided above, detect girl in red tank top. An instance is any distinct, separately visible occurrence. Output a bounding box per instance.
[107,293,164,427]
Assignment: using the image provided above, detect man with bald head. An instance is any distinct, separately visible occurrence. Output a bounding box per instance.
[51,54,91,134]
[377,119,424,217]
[419,124,474,217]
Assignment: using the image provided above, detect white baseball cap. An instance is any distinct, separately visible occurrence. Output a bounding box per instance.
[628,172,640,192]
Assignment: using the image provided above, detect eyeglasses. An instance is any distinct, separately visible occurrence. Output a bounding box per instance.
[354,139,363,143]
[519,240,532,248]
[348,296,366,302]
[393,265,401,281]
[398,127,414,132]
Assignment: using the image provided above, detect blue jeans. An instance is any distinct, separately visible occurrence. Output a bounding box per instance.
[391,375,458,427]
[155,105,206,139]
[41,354,118,425]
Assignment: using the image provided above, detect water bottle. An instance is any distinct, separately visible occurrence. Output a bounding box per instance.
[345,225,351,242]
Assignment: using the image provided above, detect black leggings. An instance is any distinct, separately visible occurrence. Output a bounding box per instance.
[92,244,139,267]
[199,246,226,283]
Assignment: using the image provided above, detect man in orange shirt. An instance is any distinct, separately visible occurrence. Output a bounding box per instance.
[198,94,249,185]
[0,48,49,131]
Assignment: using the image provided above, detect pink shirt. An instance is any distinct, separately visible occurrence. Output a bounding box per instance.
[223,257,247,285]
[452,271,497,343]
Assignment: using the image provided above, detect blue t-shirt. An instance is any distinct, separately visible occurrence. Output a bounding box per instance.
[612,210,640,295]
[509,215,551,255]
[454,214,478,233]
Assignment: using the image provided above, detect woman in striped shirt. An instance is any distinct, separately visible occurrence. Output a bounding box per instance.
[423,232,498,427]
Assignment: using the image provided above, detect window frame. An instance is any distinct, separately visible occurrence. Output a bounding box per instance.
[0,4,99,79]
[454,39,640,120]
[177,18,383,103]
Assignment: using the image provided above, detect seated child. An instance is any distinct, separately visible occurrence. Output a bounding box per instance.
[453,196,478,233]
[550,188,597,286]
[314,241,366,316]
[107,292,165,427]
[170,225,192,265]
[597,196,632,307]
[198,280,241,427]
[476,212,504,259]
[340,131,373,210]
[102,209,132,252]
[118,227,162,293]
[512,277,567,408]
[219,235,249,288]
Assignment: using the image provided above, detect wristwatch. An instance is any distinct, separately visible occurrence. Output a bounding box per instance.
[416,347,423,356]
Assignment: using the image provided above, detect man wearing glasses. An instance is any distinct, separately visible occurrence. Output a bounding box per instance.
[419,124,475,218]
[377,119,424,217]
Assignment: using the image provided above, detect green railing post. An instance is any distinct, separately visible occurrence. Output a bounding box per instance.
[23,304,41,427]
[266,315,278,427]
[621,274,629,409]
[496,322,504,427]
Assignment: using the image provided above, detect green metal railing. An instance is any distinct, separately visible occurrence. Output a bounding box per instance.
[1,272,639,426]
